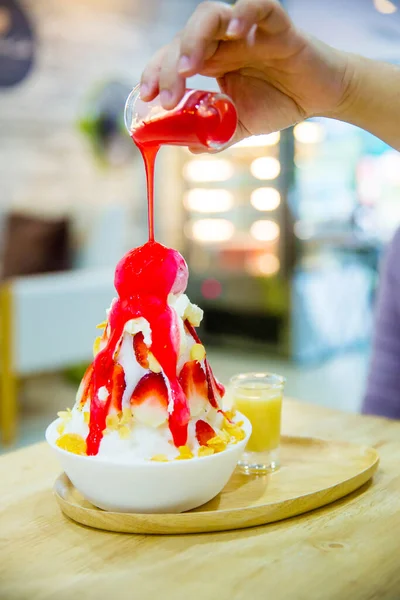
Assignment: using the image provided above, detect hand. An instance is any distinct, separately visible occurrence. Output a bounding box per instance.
[140,0,352,146]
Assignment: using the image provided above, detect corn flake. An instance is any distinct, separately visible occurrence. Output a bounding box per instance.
[224,408,237,422]
[223,419,246,442]
[56,433,86,455]
[206,435,228,453]
[57,408,72,422]
[105,414,119,431]
[198,446,214,458]
[151,454,169,462]
[120,407,133,425]
[219,429,231,443]
[93,336,102,357]
[176,446,194,460]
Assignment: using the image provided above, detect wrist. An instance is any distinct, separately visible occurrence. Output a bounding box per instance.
[327,51,362,123]
[298,38,359,122]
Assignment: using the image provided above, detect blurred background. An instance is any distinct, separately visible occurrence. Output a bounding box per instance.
[1,0,399,451]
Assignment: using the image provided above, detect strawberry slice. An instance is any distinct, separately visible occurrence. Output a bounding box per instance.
[131,372,169,407]
[131,372,169,427]
[133,332,149,369]
[110,363,126,412]
[179,360,208,417]
[204,360,219,409]
[195,420,216,446]
[183,320,224,408]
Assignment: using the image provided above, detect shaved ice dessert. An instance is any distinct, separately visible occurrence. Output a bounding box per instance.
[53,241,245,463]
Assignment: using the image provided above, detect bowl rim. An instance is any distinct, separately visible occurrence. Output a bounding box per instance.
[45,412,251,467]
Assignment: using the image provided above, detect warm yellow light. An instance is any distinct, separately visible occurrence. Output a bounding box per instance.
[184,189,234,213]
[294,122,324,144]
[374,0,397,13]
[250,220,280,242]
[250,187,281,211]
[250,157,281,180]
[233,133,280,148]
[183,159,234,182]
[189,219,235,242]
[247,253,280,276]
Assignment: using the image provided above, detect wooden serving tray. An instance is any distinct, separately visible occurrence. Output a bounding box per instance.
[54,435,379,534]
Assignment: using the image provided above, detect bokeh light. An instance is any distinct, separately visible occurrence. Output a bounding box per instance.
[250,157,281,180]
[189,219,235,242]
[250,220,280,242]
[184,189,234,213]
[250,187,281,211]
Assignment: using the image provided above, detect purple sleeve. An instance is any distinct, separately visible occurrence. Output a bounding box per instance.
[363,228,400,419]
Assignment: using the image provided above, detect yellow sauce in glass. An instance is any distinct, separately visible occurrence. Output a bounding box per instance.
[233,384,282,452]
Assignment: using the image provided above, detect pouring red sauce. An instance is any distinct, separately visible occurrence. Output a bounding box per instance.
[132,90,237,242]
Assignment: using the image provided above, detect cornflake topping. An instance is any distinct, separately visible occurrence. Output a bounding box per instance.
[198,446,214,457]
[56,433,86,455]
[176,446,194,460]
[93,336,102,356]
[56,408,72,435]
[104,410,134,437]
[223,419,246,443]
[206,430,231,453]
[151,454,169,462]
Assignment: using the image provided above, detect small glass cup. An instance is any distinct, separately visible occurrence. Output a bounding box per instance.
[124,84,237,150]
[230,372,285,474]
[124,84,167,133]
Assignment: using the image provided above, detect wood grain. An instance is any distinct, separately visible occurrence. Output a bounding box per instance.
[53,436,379,534]
[1,399,400,600]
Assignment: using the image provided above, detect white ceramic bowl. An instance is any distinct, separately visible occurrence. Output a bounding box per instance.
[45,414,251,513]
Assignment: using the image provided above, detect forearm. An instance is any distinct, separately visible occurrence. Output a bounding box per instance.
[330,53,400,151]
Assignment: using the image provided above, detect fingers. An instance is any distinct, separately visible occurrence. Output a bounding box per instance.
[140,45,169,102]
[140,38,185,109]
[158,38,186,109]
[226,0,292,39]
[140,0,293,109]
[141,1,234,106]
[178,1,233,76]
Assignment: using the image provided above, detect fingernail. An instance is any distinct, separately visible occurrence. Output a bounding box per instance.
[140,83,150,99]
[178,55,192,74]
[160,89,173,106]
[226,18,242,38]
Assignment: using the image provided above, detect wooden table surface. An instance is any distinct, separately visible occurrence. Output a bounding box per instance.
[1,399,400,600]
